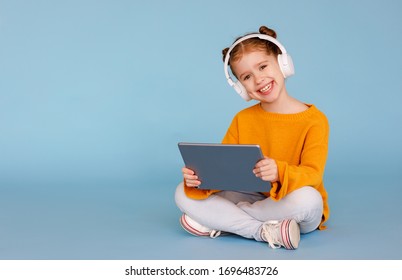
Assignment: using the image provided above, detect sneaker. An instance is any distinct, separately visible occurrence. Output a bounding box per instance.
[180,214,221,238]
[261,219,300,250]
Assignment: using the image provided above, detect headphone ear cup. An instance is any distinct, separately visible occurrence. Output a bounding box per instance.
[233,81,251,101]
[278,54,295,78]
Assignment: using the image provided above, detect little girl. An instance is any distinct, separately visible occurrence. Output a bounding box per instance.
[175,26,330,250]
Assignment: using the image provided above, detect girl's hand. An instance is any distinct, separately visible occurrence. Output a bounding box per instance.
[253,156,279,182]
[182,167,201,188]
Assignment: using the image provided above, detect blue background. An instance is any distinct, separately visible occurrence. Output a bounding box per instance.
[1,0,401,259]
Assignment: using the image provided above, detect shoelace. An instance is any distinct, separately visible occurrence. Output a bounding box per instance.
[261,221,282,249]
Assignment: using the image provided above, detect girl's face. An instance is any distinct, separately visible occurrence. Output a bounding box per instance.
[231,50,286,104]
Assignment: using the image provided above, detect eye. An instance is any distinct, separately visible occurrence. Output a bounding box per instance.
[243,74,251,81]
[259,64,267,71]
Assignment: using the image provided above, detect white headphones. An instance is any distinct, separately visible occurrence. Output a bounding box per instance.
[223,33,295,101]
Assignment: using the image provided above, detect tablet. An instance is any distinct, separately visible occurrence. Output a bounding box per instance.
[178,142,271,192]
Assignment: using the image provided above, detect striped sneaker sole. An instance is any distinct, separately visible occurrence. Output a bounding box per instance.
[180,214,211,237]
[281,219,300,250]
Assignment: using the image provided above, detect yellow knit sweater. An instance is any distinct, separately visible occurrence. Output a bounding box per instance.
[184,103,330,229]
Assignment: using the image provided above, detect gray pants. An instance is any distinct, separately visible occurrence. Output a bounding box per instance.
[175,183,323,241]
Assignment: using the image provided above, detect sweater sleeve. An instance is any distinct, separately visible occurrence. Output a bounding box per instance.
[270,117,329,200]
[183,181,220,200]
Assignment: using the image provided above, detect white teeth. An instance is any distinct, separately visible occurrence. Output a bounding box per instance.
[260,83,272,93]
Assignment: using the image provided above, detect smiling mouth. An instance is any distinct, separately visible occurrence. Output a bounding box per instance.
[259,81,273,95]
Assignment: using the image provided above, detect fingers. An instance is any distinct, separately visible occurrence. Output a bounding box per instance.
[253,157,278,182]
[253,157,274,172]
[182,167,201,188]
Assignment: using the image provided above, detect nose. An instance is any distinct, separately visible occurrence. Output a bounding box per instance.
[255,73,265,84]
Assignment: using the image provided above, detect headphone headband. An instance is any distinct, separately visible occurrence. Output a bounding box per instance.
[223,33,294,101]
